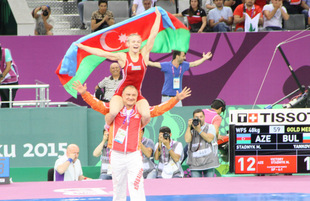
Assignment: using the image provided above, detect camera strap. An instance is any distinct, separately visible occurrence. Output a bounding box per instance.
[189,123,207,152]
[190,130,201,152]
[162,140,174,164]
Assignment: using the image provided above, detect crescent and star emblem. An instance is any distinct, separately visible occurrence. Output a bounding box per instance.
[100,31,128,51]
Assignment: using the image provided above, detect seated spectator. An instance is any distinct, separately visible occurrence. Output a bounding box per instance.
[263,0,289,31]
[301,0,310,24]
[95,62,123,102]
[140,128,157,179]
[255,0,269,10]
[132,0,156,16]
[208,0,233,32]
[154,126,184,178]
[91,0,115,32]
[205,0,216,16]
[185,109,219,177]
[54,144,90,181]
[174,0,207,33]
[283,0,303,14]
[233,0,263,31]
[93,130,112,180]
[77,0,97,30]
[32,5,54,35]
[225,0,243,11]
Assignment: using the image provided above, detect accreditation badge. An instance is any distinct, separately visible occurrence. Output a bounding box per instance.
[173,77,180,89]
[114,127,127,144]
[107,164,112,175]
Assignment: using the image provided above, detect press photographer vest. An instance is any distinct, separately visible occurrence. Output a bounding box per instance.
[142,138,156,175]
[100,145,111,174]
[0,48,19,84]
[187,123,220,170]
[157,141,183,178]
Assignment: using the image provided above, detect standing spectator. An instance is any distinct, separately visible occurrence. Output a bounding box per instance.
[0,45,19,108]
[203,98,226,141]
[32,5,54,35]
[185,109,219,177]
[140,128,157,179]
[208,0,233,32]
[308,9,310,24]
[95,62,123,102]
[154,126,184,178]
[263,0,289,31]
[93,129,112,180]
[54,144,90,181]
[132,0,156,16]
[174,0,208,32]
[78,0,97,30]
[91,0,115,32]
[148,50,212,107]
[233,0,263,31]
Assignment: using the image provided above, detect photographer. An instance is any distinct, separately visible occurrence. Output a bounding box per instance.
[93,129,112,180]
[184,109,219,177]
[32,5,54,35]
[154,126,184,179]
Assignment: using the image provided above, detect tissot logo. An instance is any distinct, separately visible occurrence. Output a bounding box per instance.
[237,113,258,123]
[233,111,310,124]
[237,113,247,123]
[248,113,258,123]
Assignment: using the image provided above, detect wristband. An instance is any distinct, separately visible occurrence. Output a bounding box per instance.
[67,158,73,163]
[198,130,203,135]
[168,147,172,152]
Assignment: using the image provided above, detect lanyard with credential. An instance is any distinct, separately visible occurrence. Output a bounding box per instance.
[123,107,134,125]
[172,65,182,78]
[114,107,134,144]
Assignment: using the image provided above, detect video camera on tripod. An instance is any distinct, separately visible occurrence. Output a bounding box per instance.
[264,46,310,109]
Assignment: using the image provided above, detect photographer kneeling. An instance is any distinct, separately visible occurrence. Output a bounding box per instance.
[154,126,184,179]
[185,109,219,177]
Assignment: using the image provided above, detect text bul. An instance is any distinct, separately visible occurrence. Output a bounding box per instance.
[283,135,299,142]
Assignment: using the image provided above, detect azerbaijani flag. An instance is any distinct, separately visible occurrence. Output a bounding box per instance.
[56,7,190,98]
[236,134,251,144]
[303,133,310,143]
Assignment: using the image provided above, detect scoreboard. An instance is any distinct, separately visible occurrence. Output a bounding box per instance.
[229,109,310,174]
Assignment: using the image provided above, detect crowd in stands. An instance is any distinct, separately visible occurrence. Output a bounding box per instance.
[31,0,309,35]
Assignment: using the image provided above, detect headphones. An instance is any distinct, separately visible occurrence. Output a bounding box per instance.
[212,98,226,113]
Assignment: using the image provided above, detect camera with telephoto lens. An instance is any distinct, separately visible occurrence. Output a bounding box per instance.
[43,9,49,16]
[163,132,170,139]
[192,118,201,126]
